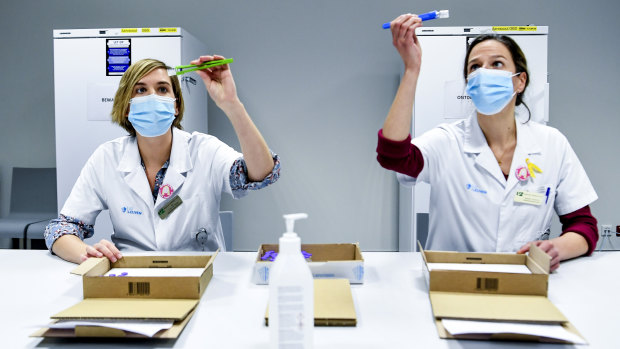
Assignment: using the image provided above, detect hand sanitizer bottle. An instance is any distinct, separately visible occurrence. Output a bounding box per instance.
[269,213,313,349]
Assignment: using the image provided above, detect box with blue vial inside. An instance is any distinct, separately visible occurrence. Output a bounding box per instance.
[33,253,217,339]
[252,243,364,285]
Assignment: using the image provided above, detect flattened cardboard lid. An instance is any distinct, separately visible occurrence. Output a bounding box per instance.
[52,299,198,321]
[265,278,357,326]
[32,309,197,339]
[430,292,567,323]
[433,318,586,344]
[314,278,357,326]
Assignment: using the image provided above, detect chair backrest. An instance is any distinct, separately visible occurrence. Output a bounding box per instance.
[219,211,233,252]
[10,167,57,215]
[416,212,429,250]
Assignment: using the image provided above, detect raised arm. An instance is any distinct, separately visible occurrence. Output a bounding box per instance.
[382,14,423,141]
[191,55,274,181]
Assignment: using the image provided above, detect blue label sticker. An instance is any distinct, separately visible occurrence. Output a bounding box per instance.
[259,266,269,283]
[106,38,131,76]
[353,265,364,281]
[107,56,130,65]
[108,64,129,73]
[107,47,130,56]
[314,273,336,278]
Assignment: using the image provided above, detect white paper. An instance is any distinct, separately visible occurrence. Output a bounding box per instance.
[48,319,174,337]
[443,79,475,119]
[442,319,586,344]
[104,267,205,277]
[87,83,117,121]
[427,263,531,274]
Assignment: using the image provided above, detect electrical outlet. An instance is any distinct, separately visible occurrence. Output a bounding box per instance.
[601,225,612,237]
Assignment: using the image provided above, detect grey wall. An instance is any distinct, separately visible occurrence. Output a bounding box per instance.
[1,0,619,251]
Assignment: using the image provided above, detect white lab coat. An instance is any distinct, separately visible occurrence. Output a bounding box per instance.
[398,112,597,252]
[61,127,244,252]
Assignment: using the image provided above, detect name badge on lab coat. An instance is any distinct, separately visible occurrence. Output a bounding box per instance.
[158,195,183,219]
[514,191,544,206]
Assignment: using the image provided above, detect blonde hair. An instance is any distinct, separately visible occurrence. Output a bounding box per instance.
[110,58,185,136]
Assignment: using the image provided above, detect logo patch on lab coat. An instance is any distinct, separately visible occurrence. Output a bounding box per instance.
[121,206,142,215]
[466,183,487,194]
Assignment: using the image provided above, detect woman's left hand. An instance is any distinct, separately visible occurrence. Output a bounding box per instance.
[517,240,560,272]
[191,55,239,110]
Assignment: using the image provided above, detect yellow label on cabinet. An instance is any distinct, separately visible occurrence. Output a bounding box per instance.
[121,28,138,33]
[492,26,537,32]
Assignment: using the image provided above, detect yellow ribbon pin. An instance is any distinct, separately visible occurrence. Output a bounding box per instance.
[525,158,542,178]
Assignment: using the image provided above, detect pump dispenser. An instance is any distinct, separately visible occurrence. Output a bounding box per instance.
[269,213,313,349]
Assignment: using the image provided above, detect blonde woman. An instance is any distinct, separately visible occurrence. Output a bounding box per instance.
[46,55,280,263]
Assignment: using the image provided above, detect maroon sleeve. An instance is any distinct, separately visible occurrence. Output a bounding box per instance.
[376,129,424,178]
[559,205,598,256]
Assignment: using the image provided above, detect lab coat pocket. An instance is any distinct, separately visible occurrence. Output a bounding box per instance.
[185,193,221,251]
[158,193,213,250]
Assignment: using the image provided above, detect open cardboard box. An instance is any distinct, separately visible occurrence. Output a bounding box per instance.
[265,279,357,326]
[252,243,364,284]
[419,242,586,344]
[32,253,217,339]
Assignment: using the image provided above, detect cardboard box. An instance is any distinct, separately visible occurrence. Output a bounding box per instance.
[252,243,364,284]
[32,253,217,339]
[265,278,357,326]
[420,242,586,344]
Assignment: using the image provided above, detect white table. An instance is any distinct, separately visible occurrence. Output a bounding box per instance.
[2,250,619,348]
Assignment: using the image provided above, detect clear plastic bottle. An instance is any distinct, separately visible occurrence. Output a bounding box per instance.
[269,213,313,349]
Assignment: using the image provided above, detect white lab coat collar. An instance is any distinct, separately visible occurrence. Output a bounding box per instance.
[154,128,193,207]
[168,127,193,173]
[505,115,542,194]
[463,111,488,154]
[462,111,542,188]
[116,127,194,209]
[117,135,140,173]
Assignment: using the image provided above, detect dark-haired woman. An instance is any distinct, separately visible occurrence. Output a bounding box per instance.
[376,14,598,271]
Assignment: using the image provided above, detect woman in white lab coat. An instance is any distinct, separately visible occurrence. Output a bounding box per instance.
[376,14,598,271]
[45,55,280,264]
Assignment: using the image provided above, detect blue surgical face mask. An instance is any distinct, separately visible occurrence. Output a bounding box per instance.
[128,94,176,137]
[465,68,519,115]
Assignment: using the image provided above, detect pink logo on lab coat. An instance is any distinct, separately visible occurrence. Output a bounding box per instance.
[515,166,530,181]
[159,184,174,199]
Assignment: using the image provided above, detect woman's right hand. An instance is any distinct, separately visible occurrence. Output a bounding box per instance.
[81,239,123,263]
[190,54,239,112]
[390,14,423,73]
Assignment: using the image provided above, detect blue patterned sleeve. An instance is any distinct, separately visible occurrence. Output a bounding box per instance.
[230,151,281,198]
[44,214,95,251]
